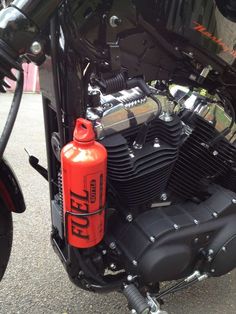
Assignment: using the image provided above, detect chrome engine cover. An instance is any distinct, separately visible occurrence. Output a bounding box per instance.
[86,87,167,139]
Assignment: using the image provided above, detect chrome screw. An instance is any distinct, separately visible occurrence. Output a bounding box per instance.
[150,236,155,243]
[132,260,138,266]
[30,41,42,55]
[109,15,122,27]
[126,214,133,222]
[174,224,179,230]
[110,263,117,270]
[212,212,218,218]
[222,246,226,252]
[127,275,133,282]
[160,193,168,201]
[109,242,116,250]
[154,138,161,148]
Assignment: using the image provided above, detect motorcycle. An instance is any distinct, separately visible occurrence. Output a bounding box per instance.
[1,0,236,313]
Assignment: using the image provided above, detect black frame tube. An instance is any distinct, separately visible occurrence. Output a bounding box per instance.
[0,71,23,159]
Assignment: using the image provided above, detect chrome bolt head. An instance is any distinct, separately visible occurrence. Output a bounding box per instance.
[212,212,218,218]
[31,41,42,55]
[109,15,122,27]
[110,263,117,270]
[109,242,116,250]
[222,246,226,252]
[150,236,155,243]
[132,260,138,266]
[126,214,133,222]
[208,249,214,255]
[160,193,168,201]
[127,275,133,282]
[174,224,179,230]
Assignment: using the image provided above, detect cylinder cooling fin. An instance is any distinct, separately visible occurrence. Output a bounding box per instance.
[168,115,236,200]
[101,116,182,208]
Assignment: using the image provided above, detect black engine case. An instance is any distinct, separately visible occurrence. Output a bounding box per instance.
[112,185,236,284]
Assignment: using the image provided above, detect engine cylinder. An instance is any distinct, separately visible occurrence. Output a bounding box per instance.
[101,116,182,208]
[168,115,236,200]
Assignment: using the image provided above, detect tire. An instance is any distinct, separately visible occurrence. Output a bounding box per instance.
[0,201,13,281]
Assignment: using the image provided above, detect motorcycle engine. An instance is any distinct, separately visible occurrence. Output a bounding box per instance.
[86,85,236,284]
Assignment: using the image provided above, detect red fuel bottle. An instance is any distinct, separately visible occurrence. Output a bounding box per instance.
[61,118,107,248]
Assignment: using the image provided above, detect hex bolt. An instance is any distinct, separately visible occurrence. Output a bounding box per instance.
[154,138,161,148]
[212,212,218,218]
[109,242,116,250]
[31,41,42,55]
[222,246,226,252]
[208,256,213,262]
[150,236,155,243]
[160,193,168,201]
[208,249,214,255]
[127,275,133,282]
[194,219,199,225]
[126,214,133,222]
[174,224,179,230]
[132,260,138,266]
[194,238,199,244]
[110,263,117,270]
[109,15,122,27]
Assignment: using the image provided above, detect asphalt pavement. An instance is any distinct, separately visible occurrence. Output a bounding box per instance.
[0,93,236,314]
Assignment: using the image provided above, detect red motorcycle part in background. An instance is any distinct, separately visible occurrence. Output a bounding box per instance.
[61,118,107,248]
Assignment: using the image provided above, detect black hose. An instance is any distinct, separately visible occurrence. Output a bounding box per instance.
[50,15,65,148]
[0,71,24,160]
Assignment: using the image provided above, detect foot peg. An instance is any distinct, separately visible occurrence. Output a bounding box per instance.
[123,284,150,314]
[123,284,168,314]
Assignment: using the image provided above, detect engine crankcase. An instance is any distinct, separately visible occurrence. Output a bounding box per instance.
[111,185,236,283]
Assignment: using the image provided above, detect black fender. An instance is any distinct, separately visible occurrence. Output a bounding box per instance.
[0,159,25,213]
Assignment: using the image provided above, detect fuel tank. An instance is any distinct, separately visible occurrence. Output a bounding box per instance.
[135,0,236,66]
[70,0,236,68]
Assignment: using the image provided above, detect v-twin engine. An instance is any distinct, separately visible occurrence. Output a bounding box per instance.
[85,85,236,285]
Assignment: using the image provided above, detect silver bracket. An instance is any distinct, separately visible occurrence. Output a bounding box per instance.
[146,294,168,314]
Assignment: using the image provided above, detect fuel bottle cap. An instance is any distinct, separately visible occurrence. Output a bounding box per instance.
[73,118,95,143]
